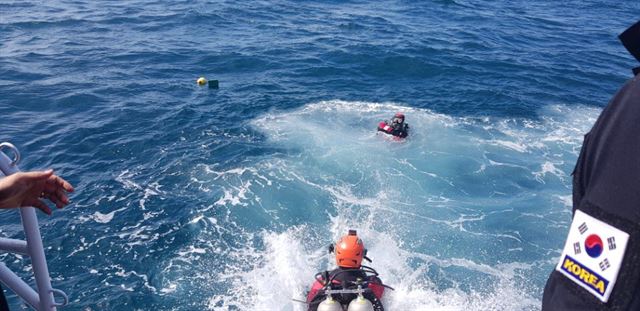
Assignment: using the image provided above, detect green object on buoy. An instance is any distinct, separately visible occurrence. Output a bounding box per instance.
[208,80,219,89]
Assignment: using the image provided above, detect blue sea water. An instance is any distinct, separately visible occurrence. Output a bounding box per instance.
[1,0,640,310]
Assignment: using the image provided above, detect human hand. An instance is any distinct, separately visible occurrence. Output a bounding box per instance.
[0,170,75,215]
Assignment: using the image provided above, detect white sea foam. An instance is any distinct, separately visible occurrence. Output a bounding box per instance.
[209,226,541,311]
[533,161,566,183]
[91,211,115,223]
[200,100,600,310]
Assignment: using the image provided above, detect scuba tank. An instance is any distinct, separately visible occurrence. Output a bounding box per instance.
[317,297,343,311]
[346,283,374,311]
[317,289,344,311]
[347,296,374,311]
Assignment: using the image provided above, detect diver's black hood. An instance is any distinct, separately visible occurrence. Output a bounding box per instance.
[620,20,640,74]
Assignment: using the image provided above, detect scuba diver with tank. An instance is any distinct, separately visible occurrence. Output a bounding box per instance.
[305,230,390,311]
[377,113,409,139]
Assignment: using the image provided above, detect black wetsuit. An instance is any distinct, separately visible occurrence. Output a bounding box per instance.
[391,122,409,138]
[541,21,640,311]
[308,268,384,311]
[378,120,409,138]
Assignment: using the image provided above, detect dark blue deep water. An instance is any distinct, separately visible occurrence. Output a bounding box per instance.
[1,1,640,310]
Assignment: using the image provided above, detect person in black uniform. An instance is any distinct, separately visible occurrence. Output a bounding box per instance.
[542,20,640,310]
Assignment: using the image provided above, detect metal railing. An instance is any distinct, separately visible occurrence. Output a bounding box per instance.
[0,142,68,310]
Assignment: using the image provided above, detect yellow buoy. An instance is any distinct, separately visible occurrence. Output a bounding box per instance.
[197,77,207,86]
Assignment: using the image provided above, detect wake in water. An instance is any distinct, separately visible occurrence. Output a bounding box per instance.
[185,100,599,310]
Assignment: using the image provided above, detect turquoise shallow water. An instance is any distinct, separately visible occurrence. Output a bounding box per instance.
[1,1,639,310]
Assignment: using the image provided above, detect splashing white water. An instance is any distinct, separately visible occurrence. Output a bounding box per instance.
[198,100,599,310]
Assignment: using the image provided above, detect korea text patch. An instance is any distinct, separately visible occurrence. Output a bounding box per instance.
[555,209,629,302]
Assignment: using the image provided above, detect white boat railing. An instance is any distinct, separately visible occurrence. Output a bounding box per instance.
[0,142,68,310]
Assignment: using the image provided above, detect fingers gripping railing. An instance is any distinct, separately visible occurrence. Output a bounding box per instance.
[0,143,68,310]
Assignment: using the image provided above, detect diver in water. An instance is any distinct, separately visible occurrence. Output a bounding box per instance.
[541,20,640,310]
[377,113,409,138]
[306,230,386,311]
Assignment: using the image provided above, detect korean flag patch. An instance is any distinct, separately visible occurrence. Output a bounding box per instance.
[555,209,629,302]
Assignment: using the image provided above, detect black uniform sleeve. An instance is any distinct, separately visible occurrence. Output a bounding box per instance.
[541,74,640,310]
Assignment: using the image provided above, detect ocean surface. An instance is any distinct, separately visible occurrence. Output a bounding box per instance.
[1,1,639,310]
